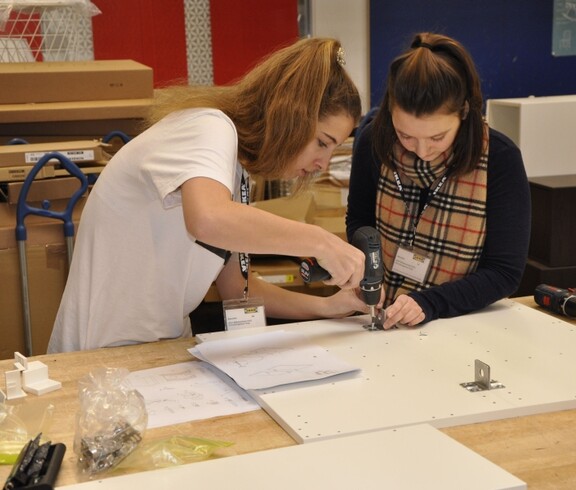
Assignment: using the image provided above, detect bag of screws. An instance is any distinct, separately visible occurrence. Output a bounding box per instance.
[74,367,147,477]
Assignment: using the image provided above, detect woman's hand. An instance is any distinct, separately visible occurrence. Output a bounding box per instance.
[382,294,425,329]
[182,177,365,290]
[316,234,366,290]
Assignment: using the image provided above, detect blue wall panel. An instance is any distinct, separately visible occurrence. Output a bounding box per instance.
[370,1,576,109]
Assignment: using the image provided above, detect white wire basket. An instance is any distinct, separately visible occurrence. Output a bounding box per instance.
[0,0,100,62]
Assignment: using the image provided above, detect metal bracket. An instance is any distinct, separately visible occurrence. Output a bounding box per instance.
[363,309,384,331]
[460,359,505,392]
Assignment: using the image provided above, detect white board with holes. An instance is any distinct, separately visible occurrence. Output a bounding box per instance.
[62,424,526,490]
[197,299,576,443]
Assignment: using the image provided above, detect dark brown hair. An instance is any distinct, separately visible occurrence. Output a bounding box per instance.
[372,32,484,176]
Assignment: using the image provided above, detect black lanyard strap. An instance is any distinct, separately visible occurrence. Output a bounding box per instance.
[392,164,453,246]
[239,173,250,299]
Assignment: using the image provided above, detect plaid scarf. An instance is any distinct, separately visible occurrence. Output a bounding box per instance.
[376,124,489,306]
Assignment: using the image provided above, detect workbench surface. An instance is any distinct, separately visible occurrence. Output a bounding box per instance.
[1,296,575,489]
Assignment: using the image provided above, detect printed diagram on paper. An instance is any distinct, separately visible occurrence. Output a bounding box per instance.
[126,361,259,429]
[190,330,360,390]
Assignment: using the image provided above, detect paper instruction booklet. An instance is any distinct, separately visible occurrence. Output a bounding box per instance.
[189,330,360,390]
[126,361,259,429]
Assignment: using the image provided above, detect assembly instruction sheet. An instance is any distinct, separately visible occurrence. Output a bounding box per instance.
[126,361,259,429]
[189,330,360,390]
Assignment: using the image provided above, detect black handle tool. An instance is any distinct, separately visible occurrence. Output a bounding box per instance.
[299,226,384,330]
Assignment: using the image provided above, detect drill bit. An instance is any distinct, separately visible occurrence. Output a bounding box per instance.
[363,305,384,331]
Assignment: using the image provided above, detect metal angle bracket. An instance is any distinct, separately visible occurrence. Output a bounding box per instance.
[460,359,505,392]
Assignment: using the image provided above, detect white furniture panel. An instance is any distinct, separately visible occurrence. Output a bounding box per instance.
[61,424,525,490]
[486,95,576,177]
[199,300,576,444]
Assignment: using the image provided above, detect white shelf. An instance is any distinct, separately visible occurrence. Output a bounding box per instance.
[487,95,576,177]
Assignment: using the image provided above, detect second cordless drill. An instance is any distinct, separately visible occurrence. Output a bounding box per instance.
[299,226,384,330]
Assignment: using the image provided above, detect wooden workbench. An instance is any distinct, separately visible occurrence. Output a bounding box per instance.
[1,296,575,489]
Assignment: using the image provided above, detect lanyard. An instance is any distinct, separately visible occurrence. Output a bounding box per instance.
[239,172,250,299]
[392,165,452,247]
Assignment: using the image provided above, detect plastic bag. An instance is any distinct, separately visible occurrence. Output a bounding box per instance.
[0,404,28,465]
[116,436,234,472]
[0,401,55,465]
[74,367,147,477]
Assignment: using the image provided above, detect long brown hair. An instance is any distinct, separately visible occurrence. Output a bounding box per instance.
[147,38,361,179]
[372,32,484,177]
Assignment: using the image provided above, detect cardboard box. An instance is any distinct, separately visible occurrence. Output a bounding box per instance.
[0,60,154,104]
[251,183,348,238]
[0,98,153,124]
[0,163,57,183]
[309,182,348,210]
[203,257,335,303]
[0,140,110,167]
[312,215,346,240]
[0,99,150,147]
[0,118,144,138]
[4,176,89,205]
[251,192,317,223]
[252,258,304,287]
[0,199,86,359]
[0,163,104,184]
[0,243,69,360]
[0,136,127,149]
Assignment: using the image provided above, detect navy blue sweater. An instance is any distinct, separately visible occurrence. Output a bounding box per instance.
[346,117,531,323]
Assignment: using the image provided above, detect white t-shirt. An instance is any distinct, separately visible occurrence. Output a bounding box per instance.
[48,109,243,352]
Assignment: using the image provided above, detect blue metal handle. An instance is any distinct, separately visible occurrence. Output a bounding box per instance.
[16,152,89,241]
[7,138,29,145]
[102,130,132,144]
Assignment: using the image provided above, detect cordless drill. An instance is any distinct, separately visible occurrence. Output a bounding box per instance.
[534,284,576,318]
[299,226,384,330]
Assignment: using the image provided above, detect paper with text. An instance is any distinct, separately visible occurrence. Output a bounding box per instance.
[126,361,259,428]
[189,330,360,390]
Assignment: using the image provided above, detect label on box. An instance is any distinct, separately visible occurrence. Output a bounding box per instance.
[25,149,95,164]
[261,274,295,284]
[0,165,55,182]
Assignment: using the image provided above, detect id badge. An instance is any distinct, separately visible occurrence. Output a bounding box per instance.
[391,244,432,284]
[223,297,266,331]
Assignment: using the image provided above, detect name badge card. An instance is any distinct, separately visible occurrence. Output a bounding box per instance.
[223,297,266,331]
[391,245,432,284]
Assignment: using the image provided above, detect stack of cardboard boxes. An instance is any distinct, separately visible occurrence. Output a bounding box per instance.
[0,140,110,190]
[0,60,154,358]
[247,181,348,294]
[0,59,153,144]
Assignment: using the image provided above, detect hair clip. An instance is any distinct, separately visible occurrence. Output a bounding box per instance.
[336,47,346,66]
[419,42,434,50]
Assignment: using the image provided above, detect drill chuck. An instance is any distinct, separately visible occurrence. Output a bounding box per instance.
[534,283,576,318]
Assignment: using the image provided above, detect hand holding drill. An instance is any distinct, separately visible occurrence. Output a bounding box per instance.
[300,226,385,330]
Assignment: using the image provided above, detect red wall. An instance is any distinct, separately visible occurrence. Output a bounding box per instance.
[91,0,188,87]
[91,0,298,88]
[210,0,299,85]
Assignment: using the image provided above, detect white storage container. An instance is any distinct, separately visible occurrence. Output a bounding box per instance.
[486,95,576,177]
